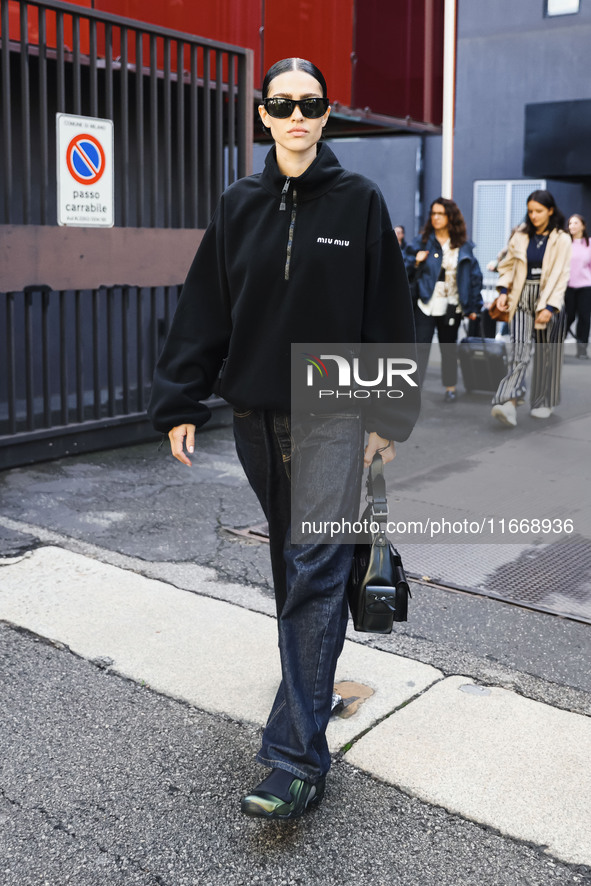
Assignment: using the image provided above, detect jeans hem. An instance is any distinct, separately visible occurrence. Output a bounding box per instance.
[255,753,327,783]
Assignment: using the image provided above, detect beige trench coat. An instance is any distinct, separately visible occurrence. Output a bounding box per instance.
[497,228,571,329]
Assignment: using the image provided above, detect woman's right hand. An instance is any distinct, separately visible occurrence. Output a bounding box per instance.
[495,293,508,311]
[169,424,196,466]
[415,250,429,265]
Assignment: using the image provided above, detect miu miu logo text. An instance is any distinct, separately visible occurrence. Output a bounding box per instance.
[317,237,350,247]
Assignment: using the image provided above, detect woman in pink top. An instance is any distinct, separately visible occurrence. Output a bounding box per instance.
[565,214,591,359]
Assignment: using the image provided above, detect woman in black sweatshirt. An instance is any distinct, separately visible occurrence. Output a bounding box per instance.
[149,58,419,820]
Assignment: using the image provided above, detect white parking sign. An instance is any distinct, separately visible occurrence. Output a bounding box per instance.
[57,113,114,227]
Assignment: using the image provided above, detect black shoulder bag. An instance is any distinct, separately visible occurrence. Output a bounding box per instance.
[346,455,411,634]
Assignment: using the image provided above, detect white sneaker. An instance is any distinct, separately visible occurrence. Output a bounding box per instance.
[491,401,517,427]
[530,406,552,419]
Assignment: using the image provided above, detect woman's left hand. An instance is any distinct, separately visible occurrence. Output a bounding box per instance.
[364,432,396,466]
[536,308,553,325]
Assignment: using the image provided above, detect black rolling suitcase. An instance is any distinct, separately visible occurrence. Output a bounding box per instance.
[458,318,508,393]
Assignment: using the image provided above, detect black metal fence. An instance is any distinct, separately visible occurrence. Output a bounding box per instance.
[1,284,177,428]
[0,0,253,468]
[1,0,252,227]
[0,284,191,467]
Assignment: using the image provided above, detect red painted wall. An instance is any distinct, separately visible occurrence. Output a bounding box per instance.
[262,0,354,108]
[96,0,355,103]
[353,0,444,125]
[4,0,442,123]
[96,0,262,59]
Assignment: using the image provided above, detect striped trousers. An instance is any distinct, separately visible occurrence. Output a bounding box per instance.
[493,281,567,408]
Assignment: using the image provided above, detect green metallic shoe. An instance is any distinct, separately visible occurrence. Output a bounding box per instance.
[241,775,326,820]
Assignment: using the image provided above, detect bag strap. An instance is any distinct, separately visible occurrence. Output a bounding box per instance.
[366,455,388,538]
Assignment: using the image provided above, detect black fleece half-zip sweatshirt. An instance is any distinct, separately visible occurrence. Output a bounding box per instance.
[148,143,420,442]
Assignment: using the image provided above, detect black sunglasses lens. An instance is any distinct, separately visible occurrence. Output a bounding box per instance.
[300,99,328,118]
[264,98,328,119]
[265,98,293,118]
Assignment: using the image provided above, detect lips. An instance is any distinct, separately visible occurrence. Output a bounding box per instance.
[288,128,308,135]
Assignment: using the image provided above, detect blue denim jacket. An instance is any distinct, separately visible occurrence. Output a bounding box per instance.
[404,233,483,315]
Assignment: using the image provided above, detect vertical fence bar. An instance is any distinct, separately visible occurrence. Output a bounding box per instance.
[135,30,144,227]
[120,27,129,226]
[6,294,17,434]
[214,50,223,201]
[237,51,253,179]
[104,23,113,120]
[24,291,34,429]
[121,287,129,413]
[20,1,31,223]
[106,288,115,415]
[227,54,236,186]
[163,37,172,227]
[75,290,83,423]
[136,288,144,411]
[150,34,158,226]
[56,12,65,112]
[42,290,51,427]
[92,289,101,419]
[203,48,211,221]
[164,286,172,331]
[237,53,246,181]
[150,287,158,371]
[39,8,49,224]
[177,40,185,227]
[89,19,98,117]
[190,44,199,228]
[72,14,81,115]
[59,292,68,425]
[1,0,13,222]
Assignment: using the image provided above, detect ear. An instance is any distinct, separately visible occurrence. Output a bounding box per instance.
[258,104,270,130]
[321,105,331,128]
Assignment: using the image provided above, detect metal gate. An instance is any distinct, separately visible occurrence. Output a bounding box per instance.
[0,0,253,468]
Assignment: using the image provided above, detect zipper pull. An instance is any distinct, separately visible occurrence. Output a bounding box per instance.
[279,177,290,211]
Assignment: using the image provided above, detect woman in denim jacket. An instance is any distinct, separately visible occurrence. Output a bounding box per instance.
[405,197,483,402]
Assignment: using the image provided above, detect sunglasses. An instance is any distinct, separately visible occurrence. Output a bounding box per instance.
[262,97,330,119]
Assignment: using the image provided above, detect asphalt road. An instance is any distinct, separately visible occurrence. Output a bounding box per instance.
[2,623,590,886]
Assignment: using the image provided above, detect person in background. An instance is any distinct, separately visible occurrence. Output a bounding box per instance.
[484,226,524,338]
[404,197,482,402]
[394,225,407,251]
[565,214,591,360]
[491,190,571,427]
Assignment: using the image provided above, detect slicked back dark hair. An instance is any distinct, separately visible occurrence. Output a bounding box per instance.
[524,190,566,236]
[262,58,328,99]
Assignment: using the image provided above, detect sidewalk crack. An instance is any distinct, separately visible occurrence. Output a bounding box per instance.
[337,674,447,755]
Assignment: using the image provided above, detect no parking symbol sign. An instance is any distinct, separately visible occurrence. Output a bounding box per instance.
[57,113,114,227]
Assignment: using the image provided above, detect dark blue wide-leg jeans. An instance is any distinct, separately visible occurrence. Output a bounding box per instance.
[232,410,364,784]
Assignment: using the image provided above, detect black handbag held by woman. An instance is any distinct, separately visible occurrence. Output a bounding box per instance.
[347,455,411,633]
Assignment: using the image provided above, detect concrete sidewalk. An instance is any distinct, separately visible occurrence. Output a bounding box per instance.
[1,544,590,872]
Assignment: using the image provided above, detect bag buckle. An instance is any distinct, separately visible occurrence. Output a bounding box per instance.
[371,500,388,519]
